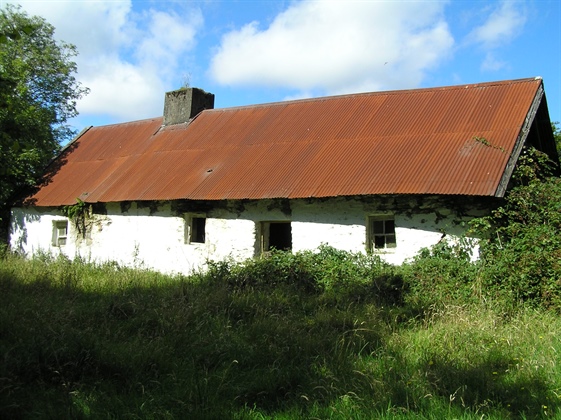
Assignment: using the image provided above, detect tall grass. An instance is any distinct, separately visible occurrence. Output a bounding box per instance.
[1,249,560,418]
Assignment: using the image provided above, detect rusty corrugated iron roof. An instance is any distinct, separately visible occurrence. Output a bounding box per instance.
[29,78,551,206]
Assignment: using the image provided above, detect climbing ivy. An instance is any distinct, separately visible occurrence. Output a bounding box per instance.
[62,198,91,239]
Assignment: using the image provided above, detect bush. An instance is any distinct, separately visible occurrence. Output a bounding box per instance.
[472,148,561,311]
[476,177,561,310]
[211,246,405,306]
[401,238,482,312]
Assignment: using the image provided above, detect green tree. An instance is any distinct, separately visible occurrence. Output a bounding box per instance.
[0,5,88,233]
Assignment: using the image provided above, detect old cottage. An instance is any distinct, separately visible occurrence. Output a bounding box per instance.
[9,77,558,273]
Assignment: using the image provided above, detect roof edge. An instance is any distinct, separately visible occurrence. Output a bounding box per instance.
[46,125,93,166]
[494,80,544,197]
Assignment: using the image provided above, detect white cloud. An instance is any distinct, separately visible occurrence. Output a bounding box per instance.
[8,0,203,121]
[460,1,526,74]
[466,1,526,49]
[209,0,454,95]
[6,1,134,57]
[481,52,508,72]
[77,58,164,120]
[135,9,203,77]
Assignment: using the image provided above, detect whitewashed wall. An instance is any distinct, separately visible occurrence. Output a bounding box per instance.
[10,197,484,274]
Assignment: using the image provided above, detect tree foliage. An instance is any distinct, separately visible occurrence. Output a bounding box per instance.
[0,5,88,221]
[554,121,561,156]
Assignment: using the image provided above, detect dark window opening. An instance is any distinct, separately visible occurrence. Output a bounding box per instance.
[191,217,206,243]
[263,222,292,252]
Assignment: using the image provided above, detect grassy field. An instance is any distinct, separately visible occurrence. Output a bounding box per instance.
[1,248,560,419]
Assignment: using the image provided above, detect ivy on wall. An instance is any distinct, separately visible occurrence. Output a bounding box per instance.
[62,198,92,239]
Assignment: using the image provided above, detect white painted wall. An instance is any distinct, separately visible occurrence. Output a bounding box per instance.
[10,197,483,274]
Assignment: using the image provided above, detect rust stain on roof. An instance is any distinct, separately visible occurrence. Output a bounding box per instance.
[30,78,549,206]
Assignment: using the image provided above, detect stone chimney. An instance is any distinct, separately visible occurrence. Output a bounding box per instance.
[163,87,214,125]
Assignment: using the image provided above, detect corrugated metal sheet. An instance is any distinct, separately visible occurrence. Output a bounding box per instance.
[29,78,547,206]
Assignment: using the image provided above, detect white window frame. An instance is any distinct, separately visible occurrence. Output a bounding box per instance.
[185,215,206,244]
[52,220,68,247]
[367,216,396,252]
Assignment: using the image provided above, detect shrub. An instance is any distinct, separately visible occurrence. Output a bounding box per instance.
[313,246,405,306]
[476,177,561,310]
[206,246,405,306]
[401,238,481,312]
[206,250,320,292]
[472,148,561,310]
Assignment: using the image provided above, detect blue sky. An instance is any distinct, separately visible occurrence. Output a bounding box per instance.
[4,0,561,131]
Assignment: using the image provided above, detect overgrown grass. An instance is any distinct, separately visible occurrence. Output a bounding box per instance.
[1,248,560,419]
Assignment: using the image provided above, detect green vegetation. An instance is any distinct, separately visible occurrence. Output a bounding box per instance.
[2,239,561,419]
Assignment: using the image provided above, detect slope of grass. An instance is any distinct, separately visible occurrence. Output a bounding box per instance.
[1,249,560,419]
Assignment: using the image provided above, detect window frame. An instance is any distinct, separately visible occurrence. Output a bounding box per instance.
[367,216,396,252]
[52,220,68,247]
[185,215,206,244]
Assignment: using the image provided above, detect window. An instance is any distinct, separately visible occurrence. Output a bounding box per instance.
[368,217,396,250]
[52,220,68,246]
[260,222,292,253]
[185,216,206,244]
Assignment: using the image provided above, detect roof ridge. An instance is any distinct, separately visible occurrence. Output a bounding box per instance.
[95,116,163,129]
[205,77,540,113]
